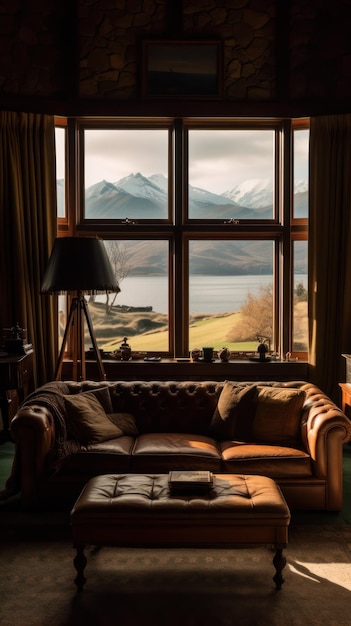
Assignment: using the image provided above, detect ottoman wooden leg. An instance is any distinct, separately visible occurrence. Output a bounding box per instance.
[73,544,87,592]
[272,548,287,590]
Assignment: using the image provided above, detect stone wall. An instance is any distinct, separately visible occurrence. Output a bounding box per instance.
[79,0,276,101]
[0,0,67,98]
[0,0,350,109]
[289,0,351,100]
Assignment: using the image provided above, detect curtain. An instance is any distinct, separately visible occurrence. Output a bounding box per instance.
[309,114,351,402]
[0,111,57,387]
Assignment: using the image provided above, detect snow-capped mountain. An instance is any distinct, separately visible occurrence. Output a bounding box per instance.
[223,178,273,209]
[84,173,280,220]
[149,173,168,192]
[114,172,166,205]
[222,177,308,218]
[294,179,308,194]
[60,173,308,220]
[150,173,240,207]
[85,176,166,218]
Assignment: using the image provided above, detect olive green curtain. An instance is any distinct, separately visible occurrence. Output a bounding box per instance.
[0,111,57,386]
[309,114,351,402]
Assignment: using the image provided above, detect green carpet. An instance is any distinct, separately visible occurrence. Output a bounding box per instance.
[0,441,14,489]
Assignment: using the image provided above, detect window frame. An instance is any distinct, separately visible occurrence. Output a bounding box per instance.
[183,118,282,224]
[77,119,175,226]
[54,117,68,226]
[56,116,309,360]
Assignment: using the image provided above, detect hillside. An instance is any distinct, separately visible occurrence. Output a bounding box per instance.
[81,303,246,352]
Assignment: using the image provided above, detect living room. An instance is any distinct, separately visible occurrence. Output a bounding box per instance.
[1,1,351,624]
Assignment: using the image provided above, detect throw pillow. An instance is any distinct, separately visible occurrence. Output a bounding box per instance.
[210,382,257,439]
[250,386,306,445]
[64,389,123,444]
[107,412,139,436]
[79,386,113,414]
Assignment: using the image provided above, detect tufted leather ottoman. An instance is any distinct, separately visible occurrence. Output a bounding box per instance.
[71,473,290,591]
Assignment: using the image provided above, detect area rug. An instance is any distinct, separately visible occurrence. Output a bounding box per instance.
[1,525,351,626]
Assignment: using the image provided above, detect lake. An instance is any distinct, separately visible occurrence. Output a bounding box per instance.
[103,274,308,315]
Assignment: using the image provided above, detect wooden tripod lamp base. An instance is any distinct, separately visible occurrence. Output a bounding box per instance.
[55,295,105,382]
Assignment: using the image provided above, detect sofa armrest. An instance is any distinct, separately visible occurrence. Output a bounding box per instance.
[302,384,351,509]
[10,405,56,507]
[303,385,351,461]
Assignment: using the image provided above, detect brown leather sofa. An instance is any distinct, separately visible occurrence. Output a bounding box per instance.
[6,379,351,511]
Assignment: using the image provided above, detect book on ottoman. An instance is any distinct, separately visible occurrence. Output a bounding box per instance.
[169,470,213,493]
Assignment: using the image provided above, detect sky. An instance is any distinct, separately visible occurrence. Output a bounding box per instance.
[55,127,309,195]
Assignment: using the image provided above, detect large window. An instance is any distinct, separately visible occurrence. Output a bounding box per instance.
[293,128,309,219]
[291,125,309,353]
[188,129,275,220]
[56,118,309,360]
[55,125,66,218]
[188,239,274,354]
[93,239,169,352]
[83,128,170,220]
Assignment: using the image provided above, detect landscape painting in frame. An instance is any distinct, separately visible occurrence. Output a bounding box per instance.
[142,40,222,98]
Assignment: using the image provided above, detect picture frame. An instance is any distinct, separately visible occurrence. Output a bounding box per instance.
[142,40,222,98]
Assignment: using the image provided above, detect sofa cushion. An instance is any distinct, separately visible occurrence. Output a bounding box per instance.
[64,389,124,444]
[131,432,221,473]
[220,441,312,477]
[210,382,257,439]
[59,437,134,475]
[249,386,306,445]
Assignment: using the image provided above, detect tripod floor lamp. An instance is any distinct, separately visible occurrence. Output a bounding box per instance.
[41,237,120,381]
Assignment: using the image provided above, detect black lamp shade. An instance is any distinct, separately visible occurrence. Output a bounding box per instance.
[41,237,121,295]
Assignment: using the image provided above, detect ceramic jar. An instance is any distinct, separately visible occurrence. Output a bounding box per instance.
[191,348,201,361]
[218,347,231,362]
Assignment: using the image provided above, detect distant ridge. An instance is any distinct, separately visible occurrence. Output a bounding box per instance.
[56,174,308,276]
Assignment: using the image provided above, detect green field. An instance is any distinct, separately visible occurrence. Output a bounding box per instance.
[129,311,256,352]
[79,299,307,354]
[84,303,257,353]
[188,312,256,352]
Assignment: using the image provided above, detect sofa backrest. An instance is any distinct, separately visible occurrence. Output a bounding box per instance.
[21,379,311,440]
[108,380,223,434]
[65,379,310,436]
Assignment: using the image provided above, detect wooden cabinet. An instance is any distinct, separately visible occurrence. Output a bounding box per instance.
[0,350,34,442]
[339,382,351,420]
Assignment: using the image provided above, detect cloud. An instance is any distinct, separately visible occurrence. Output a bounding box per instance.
[57,127,307,195]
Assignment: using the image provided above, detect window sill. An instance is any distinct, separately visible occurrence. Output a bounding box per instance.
[61,358,309,383]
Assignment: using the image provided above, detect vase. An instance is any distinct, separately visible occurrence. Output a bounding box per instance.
[218,347,230,362]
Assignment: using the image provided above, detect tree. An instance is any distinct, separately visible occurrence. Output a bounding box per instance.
[104,241,131,314]
[226,283,273,344]
[294,281,307,302]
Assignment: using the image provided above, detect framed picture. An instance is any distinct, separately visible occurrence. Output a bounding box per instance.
[142,40,222,98]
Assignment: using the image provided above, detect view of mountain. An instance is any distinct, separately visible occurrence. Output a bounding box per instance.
[83,173,277,220]
[56,174,308,275]
[57,173,308,220]
[223,178,273,208]
[86,173,307,220]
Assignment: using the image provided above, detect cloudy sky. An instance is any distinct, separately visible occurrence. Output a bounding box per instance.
[56,127,309,194]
